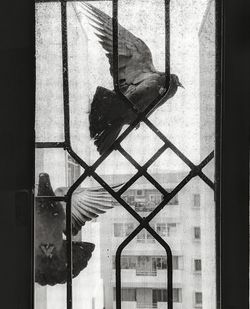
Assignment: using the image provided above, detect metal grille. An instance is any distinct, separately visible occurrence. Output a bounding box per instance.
[35,1,215,309]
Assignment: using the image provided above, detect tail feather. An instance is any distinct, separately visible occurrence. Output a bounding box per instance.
[89,86,125,154]
[94,123,122,154]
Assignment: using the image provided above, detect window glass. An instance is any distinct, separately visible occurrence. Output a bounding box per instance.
[35,1,217,309]
[194,259,202,272]
[194,227,201,240]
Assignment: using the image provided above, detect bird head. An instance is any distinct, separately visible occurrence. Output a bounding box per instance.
[38,173,55,196]
[170,74,184,89]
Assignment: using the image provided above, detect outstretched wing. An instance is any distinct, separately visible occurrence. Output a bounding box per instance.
[81,2,156,85]
[55,184,121,235]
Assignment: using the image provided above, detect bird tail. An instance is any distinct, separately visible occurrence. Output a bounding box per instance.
[95,122,123,154]
[89,86,124,154]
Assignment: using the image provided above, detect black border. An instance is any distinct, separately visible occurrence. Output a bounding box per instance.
[0,0,249,308]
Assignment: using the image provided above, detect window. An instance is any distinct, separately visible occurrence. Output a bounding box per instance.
[136,190,143,196]
[152,257,167,270]
[114,223,135,237]
[35,1,219,309]
[127,195,135,204]
[156,223,167,237]
[152,289,181,303]
[113,288,136,301]
[152,289,167,303]
[173,288,182,303]
[194,292,202,306]
[167,192,178,205]
[125,223,134,236]
[173,256,182,270]
[194,227,201,240]
[193,194,200,208]
[167,223,177,236]
[194,259,202,272]
[121,289,136,301]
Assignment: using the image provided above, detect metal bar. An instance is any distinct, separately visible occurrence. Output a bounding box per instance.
[115,222,173,309]
[165,0,170,79]
[117,145,169,196]
[35,142,66,148]
[60,1,72,308]
[144,118,196,169]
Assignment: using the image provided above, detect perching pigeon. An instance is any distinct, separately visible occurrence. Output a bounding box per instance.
[35,172,119,286]
[82,3,184,154]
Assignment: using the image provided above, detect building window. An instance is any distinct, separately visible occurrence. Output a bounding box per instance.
[173,288,182,303]
[193,194,200,208]
[173,256,183,270]
[152,257,167,270]
[114,223,135,237]
[167,193,178,205]
[122,288,136,301]
[136,189,143,196]
[121,256,137,269]
[67,154,81,186]
[152,289,167,303]
[194,259,202,272]
[194,227,201,240]
[127,195,135,204]
[113,288,136,301]
[155,223,167,237]
[167,223,177,236]
[194,292,202,307]
[125,223,135,236]
[136,230,156,243]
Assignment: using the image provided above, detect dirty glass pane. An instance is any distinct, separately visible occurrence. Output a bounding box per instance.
[35,1,217,309]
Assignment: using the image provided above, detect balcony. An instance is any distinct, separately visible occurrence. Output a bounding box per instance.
[112,301,182,309]
[111,269,182,286]
[136,270,157,276]
[137,302,157,308]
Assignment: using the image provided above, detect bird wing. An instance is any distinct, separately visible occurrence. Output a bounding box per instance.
[81,2,156,85]
[55,184,122,235]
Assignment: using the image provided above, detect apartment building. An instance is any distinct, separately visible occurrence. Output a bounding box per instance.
[99,173,203,309]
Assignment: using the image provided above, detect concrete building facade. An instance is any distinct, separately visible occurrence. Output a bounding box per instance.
[99,173,204,309]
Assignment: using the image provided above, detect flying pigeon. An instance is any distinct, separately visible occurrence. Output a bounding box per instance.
[82,3,184,154]
[35,172,119,286]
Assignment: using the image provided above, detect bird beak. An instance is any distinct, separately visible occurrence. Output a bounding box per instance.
[178,82,184,89]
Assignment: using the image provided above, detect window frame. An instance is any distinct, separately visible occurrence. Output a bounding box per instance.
[2,0,249,309]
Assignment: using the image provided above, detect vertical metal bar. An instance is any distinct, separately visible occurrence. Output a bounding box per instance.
[167,250,173,309]
[61,0,71,146]
[165,0,170,79]
[112,1,172,308]
[61,1,72,308]
[115,248,122,309]
[112,0,119,91]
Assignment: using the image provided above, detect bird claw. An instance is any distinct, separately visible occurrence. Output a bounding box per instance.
[159,87,166,95]
[135,123,140,130]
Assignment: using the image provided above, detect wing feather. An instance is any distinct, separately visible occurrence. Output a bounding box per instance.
[55,184,122,235]
[80,2,156,84]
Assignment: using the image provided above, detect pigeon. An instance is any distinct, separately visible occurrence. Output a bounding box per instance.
[82,3,184,154]
[35,172,119,286]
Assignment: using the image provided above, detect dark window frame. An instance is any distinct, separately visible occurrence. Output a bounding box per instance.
[2,0,249,309]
